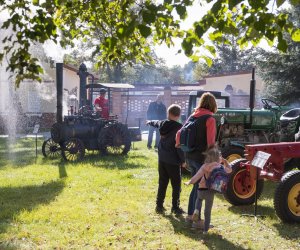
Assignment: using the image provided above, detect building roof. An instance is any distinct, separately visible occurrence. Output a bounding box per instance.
[87,83,135,89]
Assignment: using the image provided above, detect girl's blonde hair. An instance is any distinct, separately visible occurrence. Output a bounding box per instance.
[196,92,218,113]
[203,144,221,163]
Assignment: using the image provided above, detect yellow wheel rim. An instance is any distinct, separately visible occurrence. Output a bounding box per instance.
[288,183,300,217]
[233,168,256,199]
[227,154,242,163]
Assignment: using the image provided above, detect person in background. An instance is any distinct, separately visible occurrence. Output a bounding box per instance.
[146,94,167,149]
[185,145,232,234]
[147,104,186,215]
[94,88,109,119]
[176,92,218,223]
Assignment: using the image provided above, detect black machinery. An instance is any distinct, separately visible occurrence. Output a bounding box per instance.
[42,63,141,161]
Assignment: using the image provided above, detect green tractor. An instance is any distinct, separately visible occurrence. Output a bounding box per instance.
[187,92,299,162]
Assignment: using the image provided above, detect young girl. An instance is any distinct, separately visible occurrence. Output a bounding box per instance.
[185,145,232,234]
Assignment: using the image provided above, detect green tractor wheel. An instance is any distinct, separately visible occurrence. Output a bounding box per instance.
[222,145,244,163]
[274,170,300,223]
[224,159,264,205]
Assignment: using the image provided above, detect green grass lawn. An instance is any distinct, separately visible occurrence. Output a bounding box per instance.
[0,137,299,249]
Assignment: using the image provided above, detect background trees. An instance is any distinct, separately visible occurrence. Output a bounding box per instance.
[255,6,300,105]
[208,35,254,75]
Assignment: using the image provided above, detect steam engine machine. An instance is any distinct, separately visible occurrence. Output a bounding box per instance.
[42,63,141,161]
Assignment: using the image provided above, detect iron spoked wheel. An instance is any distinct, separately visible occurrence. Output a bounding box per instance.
[42,139,61,158]
[224,159,264,205]
[222,145,245,163]
[61,138,85,162]
[274,170,300,223]
[98,123,131,155]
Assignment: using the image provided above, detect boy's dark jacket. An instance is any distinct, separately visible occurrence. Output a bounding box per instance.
[148,120,185,165]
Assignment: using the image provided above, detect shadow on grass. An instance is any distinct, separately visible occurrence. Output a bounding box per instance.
[260,180,277,200]
[228,204,276,218]
[39,157,68,178]
[273,222,300,240]
[0,180,65,235]
[228,203,300,241]
[0,138,44,167]
[58,162,68,178]
[162,214,248,249]
[40,150,147,173]
[226,180,278,219]
[76,153,148,170]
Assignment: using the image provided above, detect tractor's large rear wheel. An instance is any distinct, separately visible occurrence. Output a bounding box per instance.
[274,170,300,223]
[224,159,264,205]
[61,138,85,162]
[98,123,131,155]
[222,145,244,163]
[42,138,61,158]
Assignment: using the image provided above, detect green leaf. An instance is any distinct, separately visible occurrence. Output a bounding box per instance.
[249,0,266,9]
[32,0,39,5]
[117,26,125,38]
[291,29,300,42]
[146,3,158,12]
[182,39,193,56]
[175,5,186,19]
[211,0,222,14]
[37,65,44,73]
[276,0,285,7]
[142,11,156,24]
[228,0,242,10]
[289,0,300,6]
[277,34,287,52]
[202,56,213,67]
[190,54,200,62]
[205,45,216,56]
[195,24,204,38]
[265,29,275,41]
[254,20,265,32]
[209,31,223,41]
[138,25,152,38]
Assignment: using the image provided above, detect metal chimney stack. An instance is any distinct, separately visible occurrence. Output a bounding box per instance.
[56,63,63,124]
[249,67,256,126]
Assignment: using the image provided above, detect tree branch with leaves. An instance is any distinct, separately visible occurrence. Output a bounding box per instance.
[0,0,299,87]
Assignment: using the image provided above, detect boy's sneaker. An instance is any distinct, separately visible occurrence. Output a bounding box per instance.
[171,207,185,215]
[155,206,166,214]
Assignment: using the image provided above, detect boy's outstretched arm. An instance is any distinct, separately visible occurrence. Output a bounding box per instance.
[146,120,161,128]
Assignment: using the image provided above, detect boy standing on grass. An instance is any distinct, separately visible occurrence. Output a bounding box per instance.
[185,145,232,234]
[147,104,186,215]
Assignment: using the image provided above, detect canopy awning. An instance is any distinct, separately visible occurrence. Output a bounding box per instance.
[86,83,135,89]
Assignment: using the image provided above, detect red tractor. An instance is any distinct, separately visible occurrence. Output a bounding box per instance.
[225,142,300,223]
